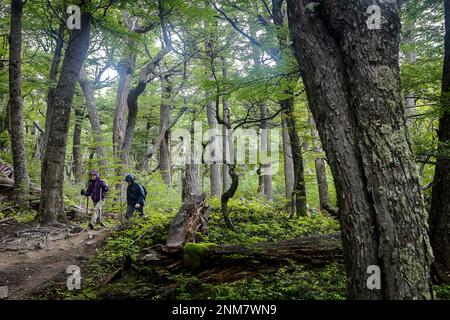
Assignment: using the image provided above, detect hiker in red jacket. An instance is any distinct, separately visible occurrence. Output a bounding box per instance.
[81,170,109,230]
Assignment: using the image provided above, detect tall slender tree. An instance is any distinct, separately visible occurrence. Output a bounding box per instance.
[9,0,29,206]
[40,10,92,225]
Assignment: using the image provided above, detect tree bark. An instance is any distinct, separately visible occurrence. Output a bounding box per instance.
[166,193,210,247]
[42,23,65,160]
[429,0,450,283]
[8,0,29,207]
[286,0,433,299]
[79,67,108,168]
[39,11,91,225]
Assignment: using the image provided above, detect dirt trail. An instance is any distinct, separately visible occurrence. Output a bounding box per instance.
[0,222,112,299]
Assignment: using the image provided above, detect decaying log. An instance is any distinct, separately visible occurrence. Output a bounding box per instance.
[166,193,211,247]
[139,233,343,283]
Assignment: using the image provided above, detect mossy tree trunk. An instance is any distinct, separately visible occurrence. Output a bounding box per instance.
[8,0,29,207]
[286,0,433,299]
[429,0,450,283]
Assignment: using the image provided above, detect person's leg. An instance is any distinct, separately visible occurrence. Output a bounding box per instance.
[125,203,135,219]
[137,206,145,217]
[97,200,106,226]
[90,201,99,229]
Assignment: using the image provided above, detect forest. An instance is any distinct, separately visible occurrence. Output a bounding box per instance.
[0,0,449,301]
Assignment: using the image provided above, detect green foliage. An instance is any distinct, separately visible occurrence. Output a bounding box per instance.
[434,284,450,300]
[171,262,346,300]
[204,198,340,245]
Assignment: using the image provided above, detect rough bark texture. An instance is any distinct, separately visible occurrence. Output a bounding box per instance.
[8,0,29,206]
[79,67,108,168]
[166,193,210,247]
[40,12,91,225]
[429,0,450,283]
[286,0,433,299]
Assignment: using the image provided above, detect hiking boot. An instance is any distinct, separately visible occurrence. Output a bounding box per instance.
[88,223,94,230]
[139,212,145,218]
[100,222,107,227]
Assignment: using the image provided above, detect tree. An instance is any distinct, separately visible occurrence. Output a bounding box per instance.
[429,0,450,283]
[9,0,29,207]
[40,10,92,225]
[79,67,108,168]
[286,0,433,299]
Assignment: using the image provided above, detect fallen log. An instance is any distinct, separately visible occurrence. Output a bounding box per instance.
[138,233,343,283]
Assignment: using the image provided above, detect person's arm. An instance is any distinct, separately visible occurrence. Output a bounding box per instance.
[101,180,109,193]
[83,181,93,196]
[134,184,145,207]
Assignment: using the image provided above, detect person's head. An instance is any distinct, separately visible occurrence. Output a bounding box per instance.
[125,174,135,186]
[90,170,99,181]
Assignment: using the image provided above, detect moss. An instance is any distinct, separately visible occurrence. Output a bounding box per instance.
[183,242,217,270]
[377,65,398,92]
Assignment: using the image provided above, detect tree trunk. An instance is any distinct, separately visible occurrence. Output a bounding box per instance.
[42,23,65,159]
[272,0,307,216]
[309,116,331,212]
[166,193,210,247]
[72,105,84,183]
[221,57,231,192]
[205,42,222,198]
[140,233,342,278]
[159,71,172,185]
[113,57,134,158]
[282,116,295,214]
[183,119,202,201]
[286,0,433,299]
[281,93,306,216]
[39,11,91,225]
[79,67,108,168]
[8,0,29,207]
[259,103,273,202]
[429,0,450,283]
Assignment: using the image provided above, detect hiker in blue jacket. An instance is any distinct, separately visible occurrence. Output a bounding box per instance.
[124,174,147,219]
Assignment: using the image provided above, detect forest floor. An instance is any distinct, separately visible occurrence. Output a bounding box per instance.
[0,219,112,299]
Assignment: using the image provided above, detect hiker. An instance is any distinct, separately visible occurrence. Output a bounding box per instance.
[124,174,147,219]
[81,170,109,230]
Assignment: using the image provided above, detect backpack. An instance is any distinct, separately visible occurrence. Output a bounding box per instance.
[139,184,148,200]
